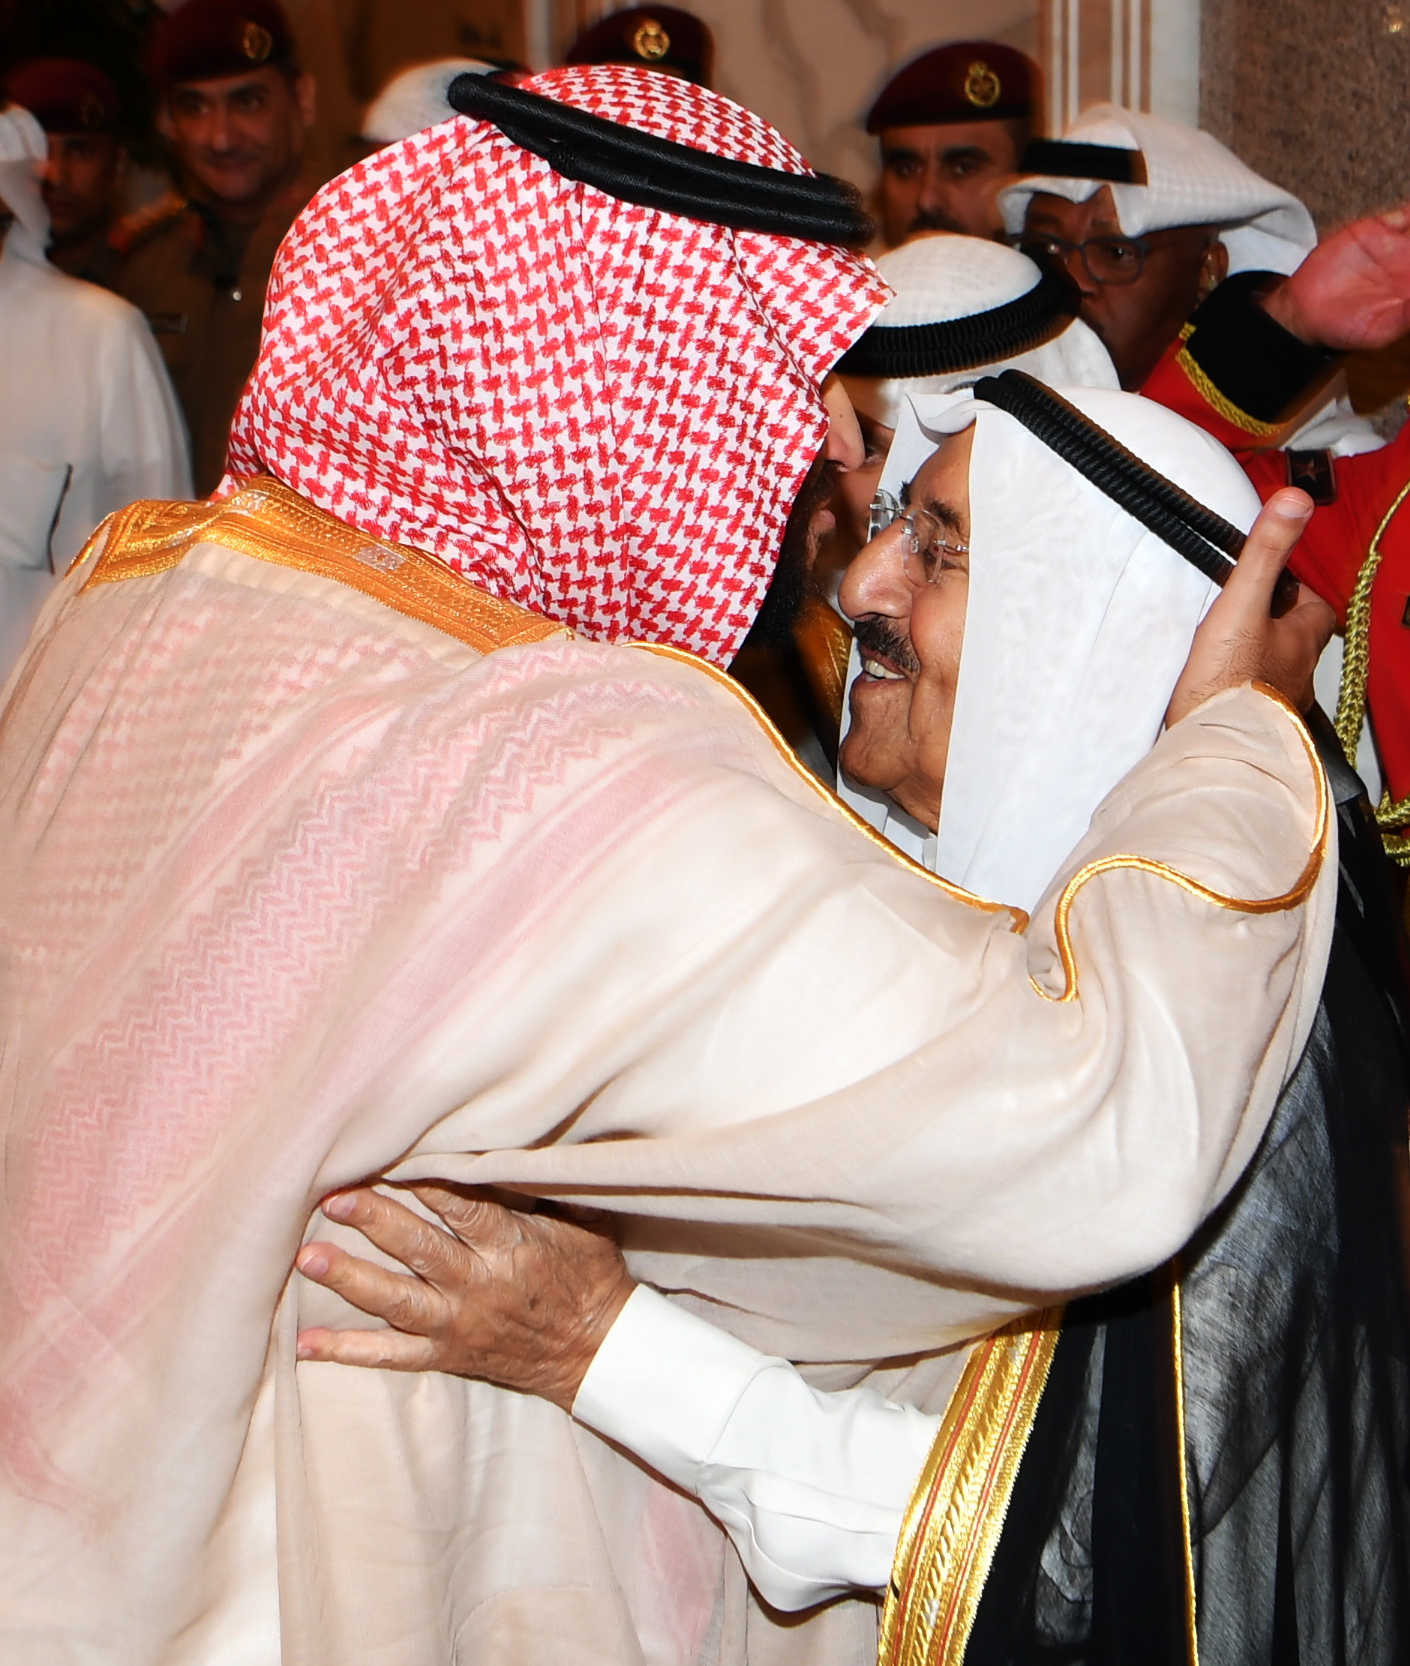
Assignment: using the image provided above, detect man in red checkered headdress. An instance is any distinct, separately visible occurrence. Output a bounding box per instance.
[0,64,1332,1666]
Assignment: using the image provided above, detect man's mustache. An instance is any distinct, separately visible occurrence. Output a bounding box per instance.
[852,613,920,676]
[908,209,968,236]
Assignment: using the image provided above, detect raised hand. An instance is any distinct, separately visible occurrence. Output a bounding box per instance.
[1264,206,1410,351]
[294,1184,636,1411]
[1167,489,1334,725]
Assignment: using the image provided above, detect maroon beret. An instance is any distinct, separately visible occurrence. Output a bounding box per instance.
[565,7,714,86]
[866,42,1037,133]
[2,58,120,134]
[150,0,297,89]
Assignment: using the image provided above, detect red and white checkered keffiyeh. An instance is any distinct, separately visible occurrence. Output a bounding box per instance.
[224,66,889,664]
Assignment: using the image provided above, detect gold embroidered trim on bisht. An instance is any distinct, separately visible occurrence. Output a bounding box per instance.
[1035,684,1330,1002]
[1173,324,1282,440]
[1171,1270,1201,1666]
[878,1312,1062,1666]
[1333,479,1410,864]
[631,641,1026,926]
[72,477,567,656]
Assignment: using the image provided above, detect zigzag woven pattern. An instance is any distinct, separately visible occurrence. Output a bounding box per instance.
[0,560,755,1499]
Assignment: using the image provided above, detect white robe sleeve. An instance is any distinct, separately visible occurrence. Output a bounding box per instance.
[573,1286,941,1611]
[50,293,193,572]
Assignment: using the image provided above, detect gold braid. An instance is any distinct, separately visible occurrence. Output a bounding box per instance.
[1334,478,1410,864]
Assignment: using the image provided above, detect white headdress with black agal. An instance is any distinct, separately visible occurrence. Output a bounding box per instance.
[361,59,494,146]
[838,236,1118,428]
[840,381,1265,912]
[1000,103,1316,276]
[0,102,50,265]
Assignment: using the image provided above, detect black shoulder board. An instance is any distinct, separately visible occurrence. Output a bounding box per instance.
[1285,448,1338,506]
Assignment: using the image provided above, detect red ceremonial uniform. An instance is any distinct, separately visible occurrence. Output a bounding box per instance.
[1141,275,1410,855]
[1243,431,1410,852]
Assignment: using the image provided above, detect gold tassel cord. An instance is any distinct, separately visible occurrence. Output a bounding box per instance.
[1333,479,1410,864]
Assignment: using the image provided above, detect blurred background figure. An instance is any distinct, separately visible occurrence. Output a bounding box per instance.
[0,99,189,682]
[119,0,316,496]
[360,57,493,147]
[867,41,1037,246]
[2,57,126,290]
[565,6,713,86]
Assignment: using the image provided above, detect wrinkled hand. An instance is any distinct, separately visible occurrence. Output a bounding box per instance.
[1264,205,1410,350]
[1167,489,1334,725]
[295,1184,636,1411]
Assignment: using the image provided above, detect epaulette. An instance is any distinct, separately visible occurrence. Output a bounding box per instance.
[110,191,190,256]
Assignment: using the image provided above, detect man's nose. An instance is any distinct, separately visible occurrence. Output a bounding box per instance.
[838,524,911,623]
[205,106,236,151]
[914,161,950,219]
[1060,245,1101,301]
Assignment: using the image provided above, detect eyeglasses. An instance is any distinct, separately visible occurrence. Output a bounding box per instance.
[868,489,969,584]
[1015,232,1152,286]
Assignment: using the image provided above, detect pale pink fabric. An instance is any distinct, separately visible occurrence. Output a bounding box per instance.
[0,530,1331,1665]
[222,66,888,665]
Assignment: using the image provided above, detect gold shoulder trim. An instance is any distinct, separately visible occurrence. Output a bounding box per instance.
[1333,479,1410,864]
[629,640,1025,926]
[75,478,566,656]
[1174,325,1282,441]
[1035,684,1330,1003]
[110,190,189,254]
[879,1312,1062,1666]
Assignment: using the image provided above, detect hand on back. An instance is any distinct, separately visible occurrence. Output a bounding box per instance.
[295,1184,636,1411]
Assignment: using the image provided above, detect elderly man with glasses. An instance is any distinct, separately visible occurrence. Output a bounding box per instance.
[300,378,1410,1666]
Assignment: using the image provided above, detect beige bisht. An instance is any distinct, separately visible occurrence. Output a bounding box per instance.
[0,485,1331,1666]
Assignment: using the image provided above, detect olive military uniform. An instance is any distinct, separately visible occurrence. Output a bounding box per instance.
[49,222,127,294]
[118,175,315,496]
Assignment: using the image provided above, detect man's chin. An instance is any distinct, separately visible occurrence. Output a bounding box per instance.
[193,161,275,205]
[839,683,910,795]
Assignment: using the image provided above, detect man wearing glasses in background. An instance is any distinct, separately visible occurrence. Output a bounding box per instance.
[1003,103,1394,462]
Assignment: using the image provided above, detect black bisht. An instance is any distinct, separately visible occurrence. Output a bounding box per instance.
[967,720,1410,1666]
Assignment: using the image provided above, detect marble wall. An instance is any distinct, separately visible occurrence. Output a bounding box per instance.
[1201,0,1410,232]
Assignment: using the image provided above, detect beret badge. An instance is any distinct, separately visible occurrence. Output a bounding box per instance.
[80,93,106,128]
[632,18,671,60]
[963,60,1001,108]
[240,20,274,63]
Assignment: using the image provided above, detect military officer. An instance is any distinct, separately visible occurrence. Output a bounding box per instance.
[867,41,1038,246]
[118,0,318,496]
[1,58,128,292]
[564,6,714,86]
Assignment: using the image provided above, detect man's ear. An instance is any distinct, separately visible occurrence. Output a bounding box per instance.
[1199,237,1229,299]
[295,73,317,130]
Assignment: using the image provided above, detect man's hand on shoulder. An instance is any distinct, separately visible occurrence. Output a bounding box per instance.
[1263,204,1410,351]
[1167,488,1334,725]
[295,1184,636,1412]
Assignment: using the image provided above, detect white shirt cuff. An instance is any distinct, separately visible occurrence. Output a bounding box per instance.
[573,1285,941,1610]
[573,1285,767,1496]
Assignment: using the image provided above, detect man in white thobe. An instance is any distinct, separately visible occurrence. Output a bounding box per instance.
[0,103,190,682]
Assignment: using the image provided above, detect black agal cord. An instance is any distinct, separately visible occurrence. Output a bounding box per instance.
[448,74,873,246]
[1020,139,1149,185]
[835,267,1078,380]
[973,370,1298,614]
